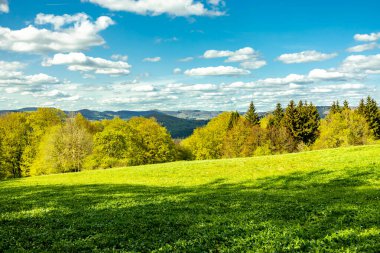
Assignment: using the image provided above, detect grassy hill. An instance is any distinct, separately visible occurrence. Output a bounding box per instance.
[0,145,379,252]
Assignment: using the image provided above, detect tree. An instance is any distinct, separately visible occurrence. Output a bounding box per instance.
[128,117,177,165]
[245,101,260,125]
[343,100,349,111]
[0,113,29,178]
[20,108,66,176]
[314,109,372,149]
[32,117,93,174]
[182,112,231,160]
[87,118,136,169]
[357,96,380,139]
[283,100,320,145]
[272,103,284,126]
[228,111,240,130]
[329,100,342,114]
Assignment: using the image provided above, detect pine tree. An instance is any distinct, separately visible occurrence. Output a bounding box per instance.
[283,100,297,138]
[330,100,341,114]
[365,96,380,138]
[228,111,241,130]
[273,103,284,126]
[245,102,260,125]
[357,99,366,115]
[343,100,349,111]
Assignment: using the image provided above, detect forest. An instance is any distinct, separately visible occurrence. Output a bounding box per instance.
[1,96,379,179]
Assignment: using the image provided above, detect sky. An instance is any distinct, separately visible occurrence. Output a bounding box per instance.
[0,0,380,112]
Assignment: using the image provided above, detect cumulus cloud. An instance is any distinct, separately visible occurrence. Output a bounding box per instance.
[43,52,132,76]
[308,69,353,81]
[277,50,337,64]
[340,54,380,74]
[0,0,8,13]
[179,57,194,62]
[354,32,380,42]
[184,66,250,76]
[83,0,224,17]
[203,47,267,70]
[143,57,161,62]
[0,61,60,86]
[347,43,378,53]
[0,13,114,54]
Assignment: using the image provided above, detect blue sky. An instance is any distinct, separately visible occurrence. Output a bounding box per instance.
[0,0,380,111]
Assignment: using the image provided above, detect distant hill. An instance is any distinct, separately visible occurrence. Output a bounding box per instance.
[0,106,332,138]
[0,108,209,139]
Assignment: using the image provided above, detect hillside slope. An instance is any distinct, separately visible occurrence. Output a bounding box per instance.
[0,145,379,252]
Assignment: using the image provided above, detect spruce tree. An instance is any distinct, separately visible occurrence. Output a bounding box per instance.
[357,99,366,115]
[228,111,241,130]
[365,96,380,138]
[343,100,349,111]
[245,102,260,125]
[273,103,284,126]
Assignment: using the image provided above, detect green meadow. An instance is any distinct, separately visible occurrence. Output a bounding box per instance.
[1,145,379,252]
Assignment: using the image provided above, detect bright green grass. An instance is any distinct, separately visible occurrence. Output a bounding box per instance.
[1,145,380,252]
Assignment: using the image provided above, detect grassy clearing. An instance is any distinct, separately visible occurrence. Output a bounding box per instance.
[1,145,380,252]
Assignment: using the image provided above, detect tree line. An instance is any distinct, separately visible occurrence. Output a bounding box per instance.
[0,96,379,179]
[0,110,178,179]
[182,97,379,160]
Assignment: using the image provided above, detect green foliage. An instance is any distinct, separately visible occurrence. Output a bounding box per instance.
[245,101,260,125]
[128,117,177,165]
[0,113,29,178]
[0,145,379,252]
[283,100,320,145]
[361,96,380,139]
[182,112,231,160]
[228,111,240,130]
[314,109,372,149]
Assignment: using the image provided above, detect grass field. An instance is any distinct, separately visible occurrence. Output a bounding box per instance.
[1,145,380,252]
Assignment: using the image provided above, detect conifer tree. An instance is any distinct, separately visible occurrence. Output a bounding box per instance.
[357,99,366,115]
[343,100,349,110]
[330,100,341,114]
[273,103,284,126]
[228,111,241,130]
[365,96,380,138]
[245,101,260,125]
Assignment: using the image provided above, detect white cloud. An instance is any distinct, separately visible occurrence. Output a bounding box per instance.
[179,57,194,62]
[203,47,257,62]
[143,57,161,62]
[43,52,132,76]
[111,54,128,61]
[173,68,182,74]
[340,54,380,74]
[240,60,267,70]
[0,0,8,13]
[0,13,114,54]
[184,66,250,76]
[0,61,60,86]
[347,43,378,53]
[308,69,352,81]
[354,32,380,42]
[130,84,155,92]
[169,83,217,91]
[277,50,337,64]
[83,0,224,17]
[203,49,233,59]
[203,47,266,70]
[259,74,310,86]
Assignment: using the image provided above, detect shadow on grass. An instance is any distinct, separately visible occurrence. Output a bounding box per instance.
[0,167,379,252]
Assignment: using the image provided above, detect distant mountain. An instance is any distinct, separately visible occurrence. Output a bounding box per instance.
[0,108,209,139]
[0,106,332,138]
